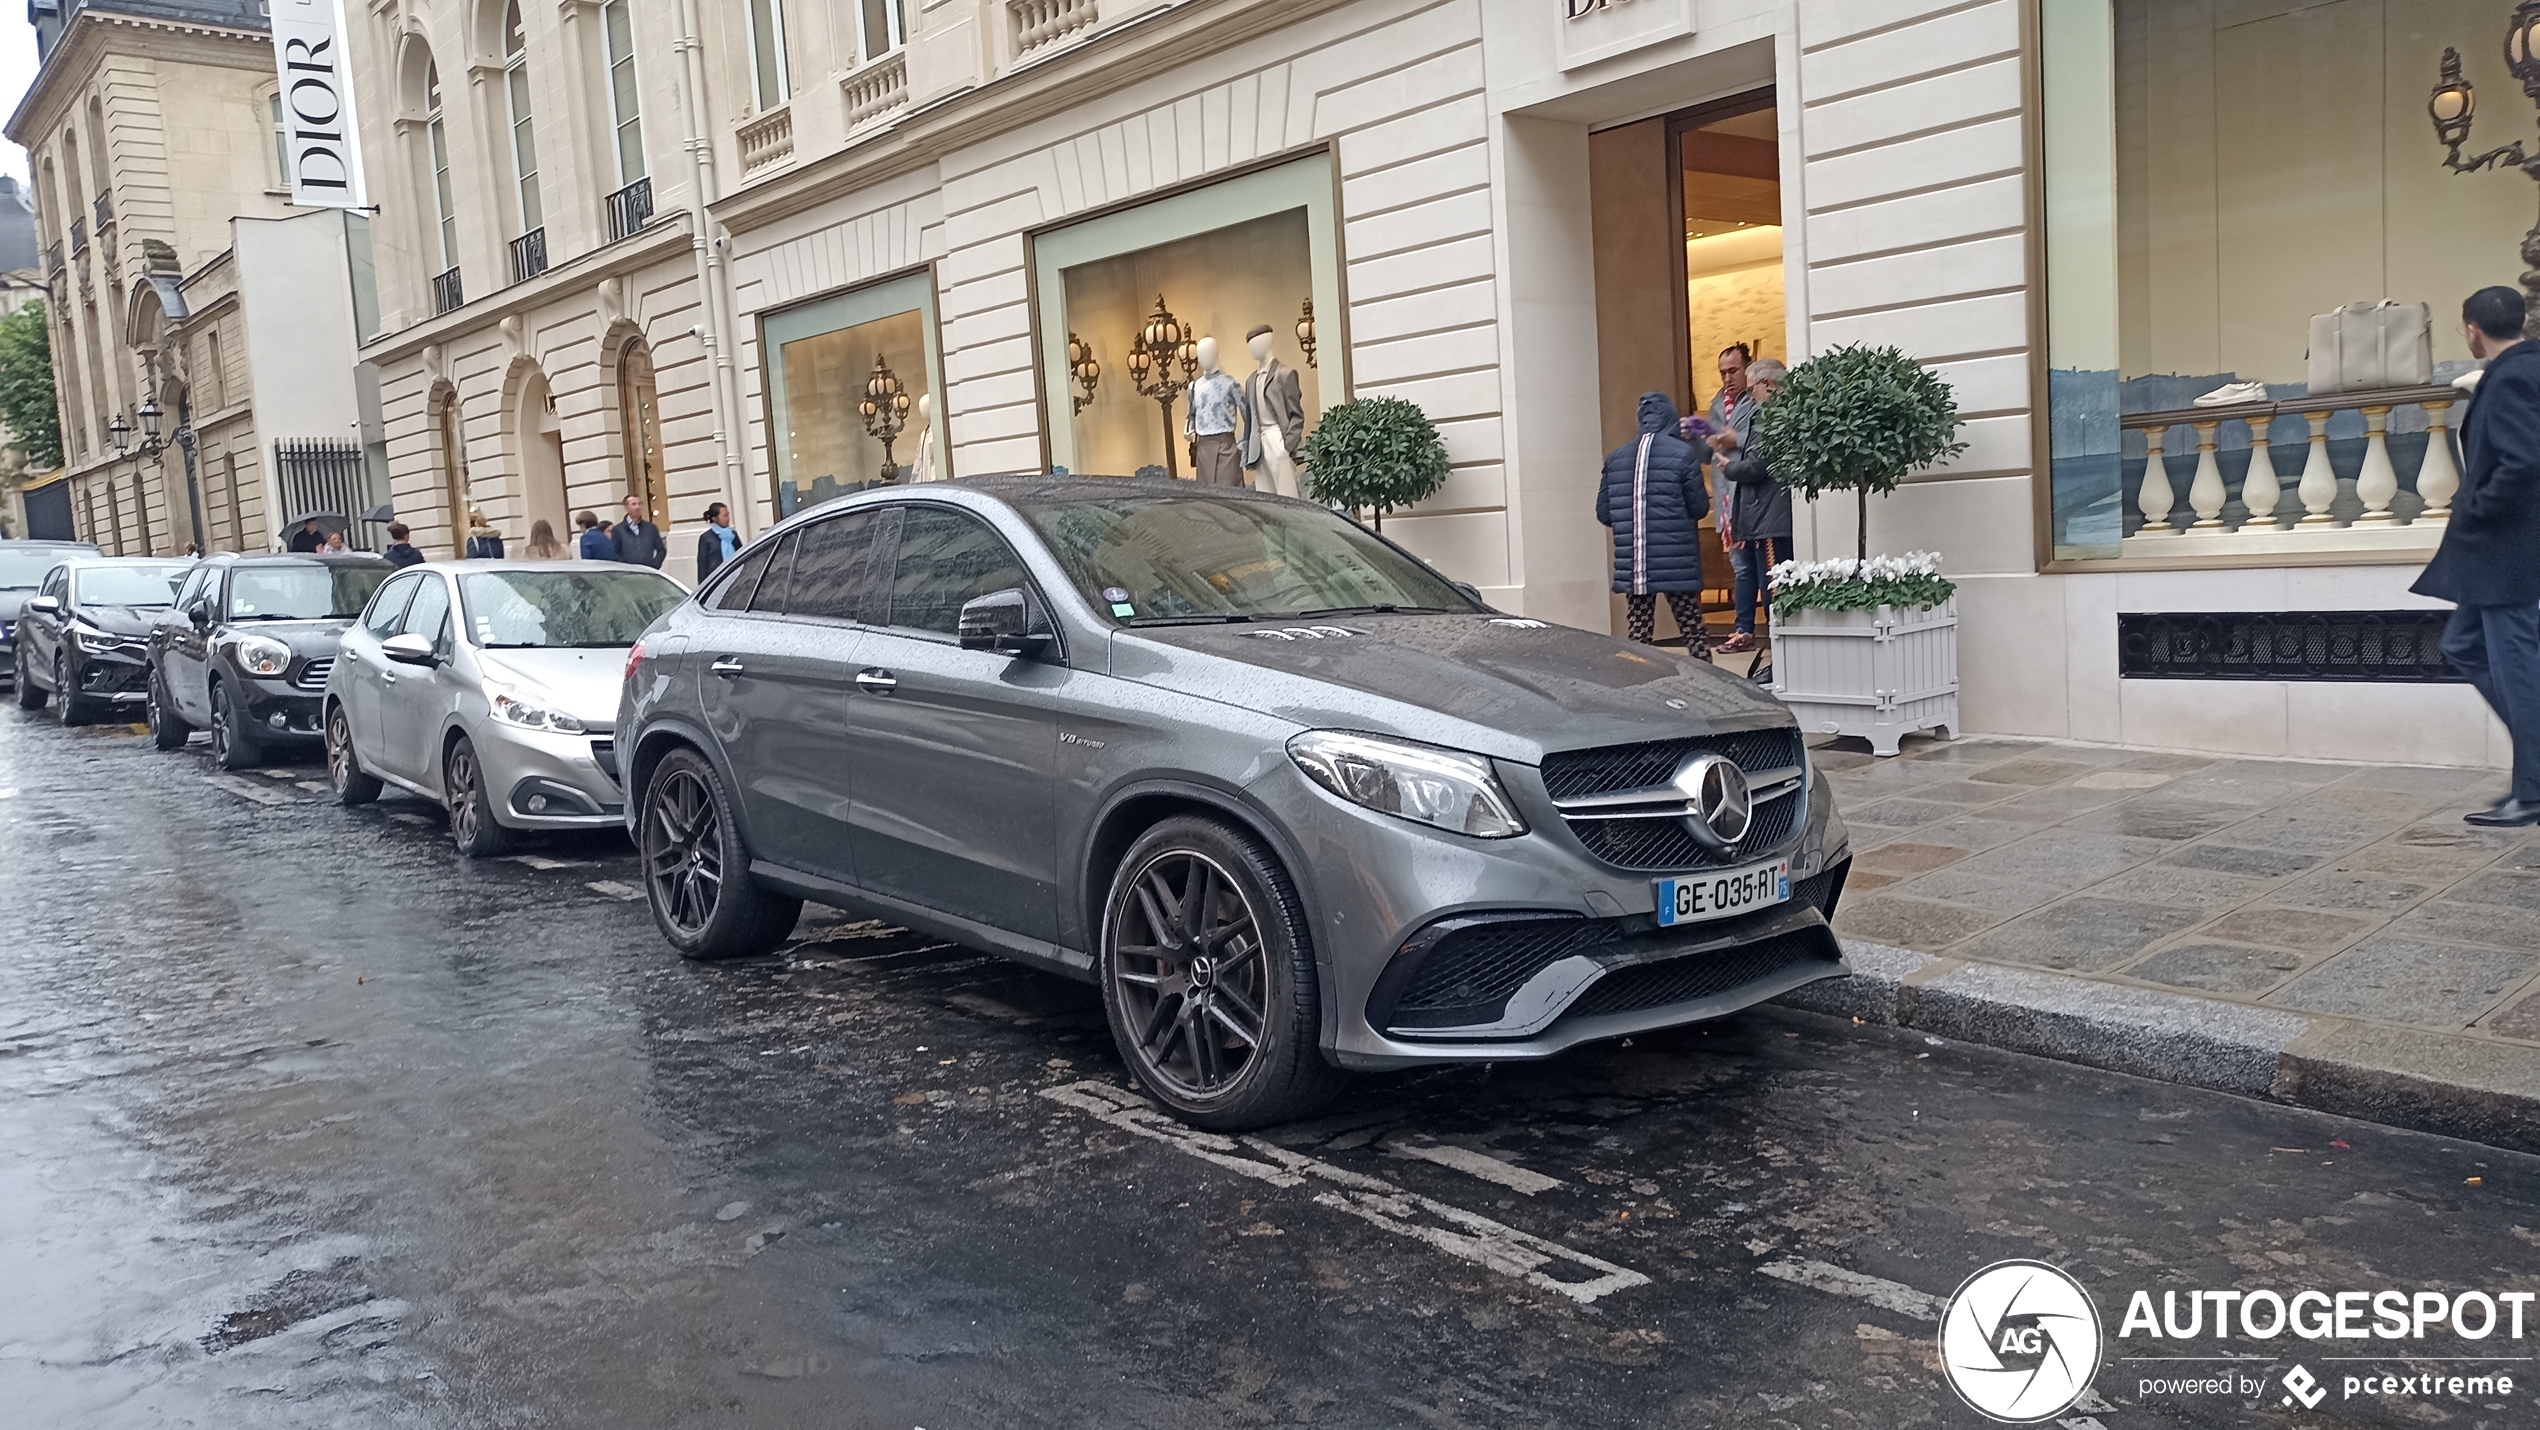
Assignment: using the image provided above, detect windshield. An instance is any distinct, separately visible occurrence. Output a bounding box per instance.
[0,547,86,588]
[74,563,189,607]
[459,569,685,648]
[1017,492,1475,624]
[227,564,390,620]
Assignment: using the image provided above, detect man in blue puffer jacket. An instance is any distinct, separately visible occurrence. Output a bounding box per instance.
[1597,391,1712,653]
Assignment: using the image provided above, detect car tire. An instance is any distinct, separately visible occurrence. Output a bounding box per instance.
[147,664,191,750]
[209,678,261,770]
[326,703,381,806]
[444,734,514,858]
[13,647,45,709]
[1099,815,1345,1131]
[53,652,93,727]
[638,745,801,961]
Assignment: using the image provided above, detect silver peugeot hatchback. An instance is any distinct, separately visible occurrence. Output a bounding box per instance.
[620,478,1853,1129]
[326,561,686,855]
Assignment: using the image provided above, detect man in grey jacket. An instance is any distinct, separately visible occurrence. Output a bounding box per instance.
[1707,356,1790,652]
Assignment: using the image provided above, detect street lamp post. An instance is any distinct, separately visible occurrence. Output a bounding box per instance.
[1128,295,1197,480]
[2428,6,2540,336]
[858,355,911,484]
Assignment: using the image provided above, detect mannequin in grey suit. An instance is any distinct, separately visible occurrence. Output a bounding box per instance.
[1242,323,1306,498]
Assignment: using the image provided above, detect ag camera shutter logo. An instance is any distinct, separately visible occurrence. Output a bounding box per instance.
[1940,1260,2104,1422]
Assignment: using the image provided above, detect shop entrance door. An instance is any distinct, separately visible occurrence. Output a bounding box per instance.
[1587,90,1786,652]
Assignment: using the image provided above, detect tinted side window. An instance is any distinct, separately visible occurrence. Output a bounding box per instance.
[747,531,801,615]
[173,567,210,613]
[885,508,1026,637]
[40,566,66,599]
[364,573,421,636]
[400,575,453,655]
[786,508,899,622]
[702,541,773,612]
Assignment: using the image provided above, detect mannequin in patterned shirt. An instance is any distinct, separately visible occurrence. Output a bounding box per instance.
[1184,337,1247,486]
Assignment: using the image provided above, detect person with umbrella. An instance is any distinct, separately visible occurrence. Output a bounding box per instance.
[287,516,325,553]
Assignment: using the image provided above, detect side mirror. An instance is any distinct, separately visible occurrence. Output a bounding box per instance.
[187,602,209,628]
[24,595,58,616]
[1451,581,1489,610]
[957,588,1050,657]
[380,632,437,666]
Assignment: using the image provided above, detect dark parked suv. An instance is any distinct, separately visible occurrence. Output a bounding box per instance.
[11,556,190,722]
[619,478,1853,1129]
[147,553,392,767]
[0,538,101,687]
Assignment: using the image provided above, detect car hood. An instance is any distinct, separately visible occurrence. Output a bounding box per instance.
[476,647,627,728]
[76,604,167,637]
[226,617,356,656]
[0,590,30,623]
[1110,614,1795,763]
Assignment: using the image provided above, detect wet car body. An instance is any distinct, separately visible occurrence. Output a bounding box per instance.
[324,560,685,856]
[0,538,101,686]
[147,553,392,768]
[619,477,1853,1128]
[10,556,188,722]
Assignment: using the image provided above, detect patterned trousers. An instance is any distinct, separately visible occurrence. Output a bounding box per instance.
[1625,591,1710,654]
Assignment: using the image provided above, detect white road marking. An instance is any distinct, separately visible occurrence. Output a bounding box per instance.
[1040,1080,1647,1304]
[205,773,293,806]
[586,880,642,901]
[1381,1135,1562,1195]
[505,854,588,871]
[257,768,297,780]
[1759,1257,1947,1321]
[295,781,330,794]
[387,812,434,826]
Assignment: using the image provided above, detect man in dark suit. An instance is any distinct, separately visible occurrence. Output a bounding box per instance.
[2414,285,2540,826]
[609,493,666,569]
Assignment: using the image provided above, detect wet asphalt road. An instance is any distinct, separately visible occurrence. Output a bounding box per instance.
[4,707,2540,1430]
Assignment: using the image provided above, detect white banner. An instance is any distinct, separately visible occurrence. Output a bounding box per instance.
[271,0,368,210]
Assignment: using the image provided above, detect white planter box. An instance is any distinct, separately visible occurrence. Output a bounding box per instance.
[1770,599,1959,757]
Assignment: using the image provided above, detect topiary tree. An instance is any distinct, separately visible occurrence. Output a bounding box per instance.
[1747,343,1965,561]
[1300,395,1448,529]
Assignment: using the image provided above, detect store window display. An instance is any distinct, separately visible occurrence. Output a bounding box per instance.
[1033,154,1346,481]
[762,271,946,516]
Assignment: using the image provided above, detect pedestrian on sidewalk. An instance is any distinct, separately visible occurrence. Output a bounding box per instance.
[523,519,565,560]
[1703,345,1757,650]
[610,494,666,568]
[382,522,425,568]
[2414,284,2540,827]
[1710,358,1794,651]
[696,503,738,583]
[574,510,611,561]
[1597,390,1712,655]
[463,510,505,560]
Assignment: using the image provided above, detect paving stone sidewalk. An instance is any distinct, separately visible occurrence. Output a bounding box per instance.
[1810,732,2540,1074]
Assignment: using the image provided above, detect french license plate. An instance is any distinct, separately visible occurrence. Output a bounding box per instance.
[1654,860,1791,927]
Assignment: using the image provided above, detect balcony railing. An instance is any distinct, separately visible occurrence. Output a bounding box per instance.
[44,241,62,273]
[2119,383,2464,557]
[432,265,464,315]
[737,107,794,175]
[68,217,85,254]
[843,52,910,129]
[92,191,110,228]
[1010,0,1098,61]
[605,177,653,243]
[509,227,548,284]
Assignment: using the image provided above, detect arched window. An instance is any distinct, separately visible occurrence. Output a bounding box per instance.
[503,1,541,236]
[426,61,456,273]
[617,341,664,524]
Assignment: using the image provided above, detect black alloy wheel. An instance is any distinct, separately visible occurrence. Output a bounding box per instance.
[147,664,190,750]
[638,746,800,960]
[1100,816,1344,1130]
[327,704,380,806]
[13,647,44,709]
[209,679,260,770]
[53,651,92,727]
[444,735,513,858]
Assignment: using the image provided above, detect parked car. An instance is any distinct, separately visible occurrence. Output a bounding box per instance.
[146,552,393,768]
[11,556,190,723]
[325,561,686,856]
[0,538,102,688]
[617,477,1853,1129]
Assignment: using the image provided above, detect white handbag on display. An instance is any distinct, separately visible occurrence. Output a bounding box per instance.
[2306,301,2433,395]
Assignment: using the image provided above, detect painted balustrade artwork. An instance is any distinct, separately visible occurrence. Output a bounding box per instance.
[2120,384,2462,557]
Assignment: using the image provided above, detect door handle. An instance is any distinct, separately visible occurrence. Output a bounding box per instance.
[854,668,898,694]
[381,672,397,685]
[710,657,745,676]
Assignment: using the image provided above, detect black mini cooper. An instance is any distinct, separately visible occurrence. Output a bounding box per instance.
[145,553,392,767]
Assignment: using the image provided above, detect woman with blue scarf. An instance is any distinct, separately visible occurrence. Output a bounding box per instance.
[696,503,740,583]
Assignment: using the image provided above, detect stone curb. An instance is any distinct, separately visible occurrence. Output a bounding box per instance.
[1776,941,2540,1155]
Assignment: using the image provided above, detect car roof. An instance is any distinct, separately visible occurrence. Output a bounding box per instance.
[400,559,683,576]
[0,538,102,549]
[63,556,190,568]
[202,551,393,567]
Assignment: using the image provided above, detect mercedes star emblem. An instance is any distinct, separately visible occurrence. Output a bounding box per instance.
[1672,753,1753,846]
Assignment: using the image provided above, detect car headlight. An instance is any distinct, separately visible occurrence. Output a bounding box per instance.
[1287,730,1526,839]
[492,690,586,734]
[70,623,137,653]
[236,635,293,676]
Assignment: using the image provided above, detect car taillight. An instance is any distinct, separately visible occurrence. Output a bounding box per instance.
[623,640,645,682]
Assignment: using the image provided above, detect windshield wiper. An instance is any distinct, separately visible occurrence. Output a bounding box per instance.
[1122,613,1257,626]
[1286,604,1449,619]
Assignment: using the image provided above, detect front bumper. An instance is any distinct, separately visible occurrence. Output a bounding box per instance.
[72,647,151,702]
[238,676,327,741]
[1272,758,1853,1072]
[473,719,625,830]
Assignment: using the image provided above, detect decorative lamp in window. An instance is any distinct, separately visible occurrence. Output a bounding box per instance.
[859,355,911,482]
[1067,331,1100,414]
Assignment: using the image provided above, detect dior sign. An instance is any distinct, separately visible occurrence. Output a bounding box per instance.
[271,0,370,210]
[1563,0,1640,15]
[1555,0,1692,70]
